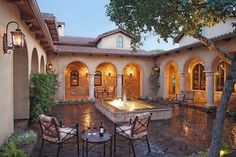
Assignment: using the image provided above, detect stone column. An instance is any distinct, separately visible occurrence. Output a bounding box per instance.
[179,72,185,92]
[117,74,123,98]
[205,72,214,107]
[89,73,95,100]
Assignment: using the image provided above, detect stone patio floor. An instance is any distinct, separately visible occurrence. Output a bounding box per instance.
[30,103,236,157]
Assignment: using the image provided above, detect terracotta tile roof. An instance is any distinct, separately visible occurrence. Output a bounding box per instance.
[55,45,157,57]
[155,32,236,57]
[42,13,59,41]
[94,29,134,43]
[54,36,96,47]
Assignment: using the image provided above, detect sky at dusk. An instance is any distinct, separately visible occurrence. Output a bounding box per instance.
[37,0,178,50]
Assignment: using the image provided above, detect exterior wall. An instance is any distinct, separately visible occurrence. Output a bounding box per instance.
[157,37,236,105]
[49,53,155,102]
[0,0,47,145]
[97,32,132,50]
[179,18,236,46]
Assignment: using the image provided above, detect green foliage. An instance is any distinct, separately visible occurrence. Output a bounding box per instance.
[206,106,217,114]
[0,141,26,157]
[30,73,59,123]
[149,66,160,97]
[229,108,236,117]
[106,0,236,47]
[10,130,37,146]
[188,150,209,157]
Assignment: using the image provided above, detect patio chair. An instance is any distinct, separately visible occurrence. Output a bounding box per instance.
[170,90,185,106]
[38,114,79,157]
[114,112,152,157]
[107,86,116,98]
[95,86,104,99]
[184,91,195,109]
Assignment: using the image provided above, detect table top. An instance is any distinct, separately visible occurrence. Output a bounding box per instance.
[81,132,112,143]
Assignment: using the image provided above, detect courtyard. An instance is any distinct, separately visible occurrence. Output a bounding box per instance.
[28,102,236,157]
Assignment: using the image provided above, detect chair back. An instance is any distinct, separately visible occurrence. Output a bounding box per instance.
[108,86,115,93]
[38,114,60,142]
[186,91,195,100]
[131,112,151,138]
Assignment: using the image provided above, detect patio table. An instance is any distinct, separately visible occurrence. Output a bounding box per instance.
[81,131,112,157]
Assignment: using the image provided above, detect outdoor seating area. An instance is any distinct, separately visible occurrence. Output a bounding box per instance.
[29,102,236,157]
[1,1,236,157]
[170,91,195,109]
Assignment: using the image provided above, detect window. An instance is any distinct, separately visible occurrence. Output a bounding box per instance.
[94,70,102,86]
[215,61,229,91]
[192,64,205,90]
[70,70,79,86]
[116,36,123,48]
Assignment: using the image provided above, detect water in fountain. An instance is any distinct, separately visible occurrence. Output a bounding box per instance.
[123,94,127,105]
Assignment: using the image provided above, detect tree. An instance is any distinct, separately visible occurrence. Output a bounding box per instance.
[106,1,236,157]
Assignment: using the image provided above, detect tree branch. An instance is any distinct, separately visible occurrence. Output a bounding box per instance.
[193,34,234,61]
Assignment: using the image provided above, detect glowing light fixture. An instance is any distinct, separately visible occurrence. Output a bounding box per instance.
[3,21,25,54]
[47,62,53,72]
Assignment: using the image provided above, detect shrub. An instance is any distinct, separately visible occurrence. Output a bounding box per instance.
[229,108,236,118]
[10,130,37,146]
[0,141,26,157]
[30,73,59,123]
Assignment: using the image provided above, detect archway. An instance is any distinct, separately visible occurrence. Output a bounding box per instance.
[183,57,206,103]
[65,61,89,100]
[13,42,29,119]
[164,61,180,99]
[95,62,117,99]
[123,63,141,99]
[31,48,38,73]
[40,55,45,73]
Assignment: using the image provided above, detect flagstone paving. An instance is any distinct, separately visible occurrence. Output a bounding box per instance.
[30,103,236,157]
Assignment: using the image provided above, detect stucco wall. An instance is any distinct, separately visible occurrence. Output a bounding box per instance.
[179,18,236,46]
[48,53,155,101]
[157,37,236,105]
[97,32,132,50]
[0,0,47,145]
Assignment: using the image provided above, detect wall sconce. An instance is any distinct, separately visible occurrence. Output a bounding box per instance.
[3,21,25,54]
[47,62,53,72]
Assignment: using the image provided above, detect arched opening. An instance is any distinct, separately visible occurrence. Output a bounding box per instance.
[123,63,141,99]
[40,55,45,73]
[13,41,29,119]
[164,61,180,99]
[31,48,38,73]
[95,62,117,99]
[183,57,206,103]
[65,61,89,100]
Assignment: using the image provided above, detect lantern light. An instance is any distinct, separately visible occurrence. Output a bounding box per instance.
[3,21,25,54]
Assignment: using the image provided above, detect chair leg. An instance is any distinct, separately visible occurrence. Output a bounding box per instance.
[76,124,80,157]
[38,139,44,157]
[130,140,136,157]
[114,124,117,152]
[57,144,61,157]
[146,135,151,152]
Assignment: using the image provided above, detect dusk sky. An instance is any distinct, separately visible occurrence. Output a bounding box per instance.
[37,0,178,50]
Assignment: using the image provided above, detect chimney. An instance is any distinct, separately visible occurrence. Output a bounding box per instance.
[57,22,65,36]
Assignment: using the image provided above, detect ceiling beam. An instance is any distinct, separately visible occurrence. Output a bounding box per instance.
[30,26,41,32]
[21,12,34,22]
[36,34,45,40]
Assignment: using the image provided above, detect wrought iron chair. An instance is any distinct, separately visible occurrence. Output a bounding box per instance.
[114,112,152,157]
[170,90,186,106]
[95,86,104,99]
[184,91,195,109]
[38,114,79,157]
[107,86,116,98]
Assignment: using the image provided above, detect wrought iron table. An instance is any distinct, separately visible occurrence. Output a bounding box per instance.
[81,131,112,157]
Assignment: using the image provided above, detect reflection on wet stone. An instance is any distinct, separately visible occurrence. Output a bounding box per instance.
[31,103,236,157]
